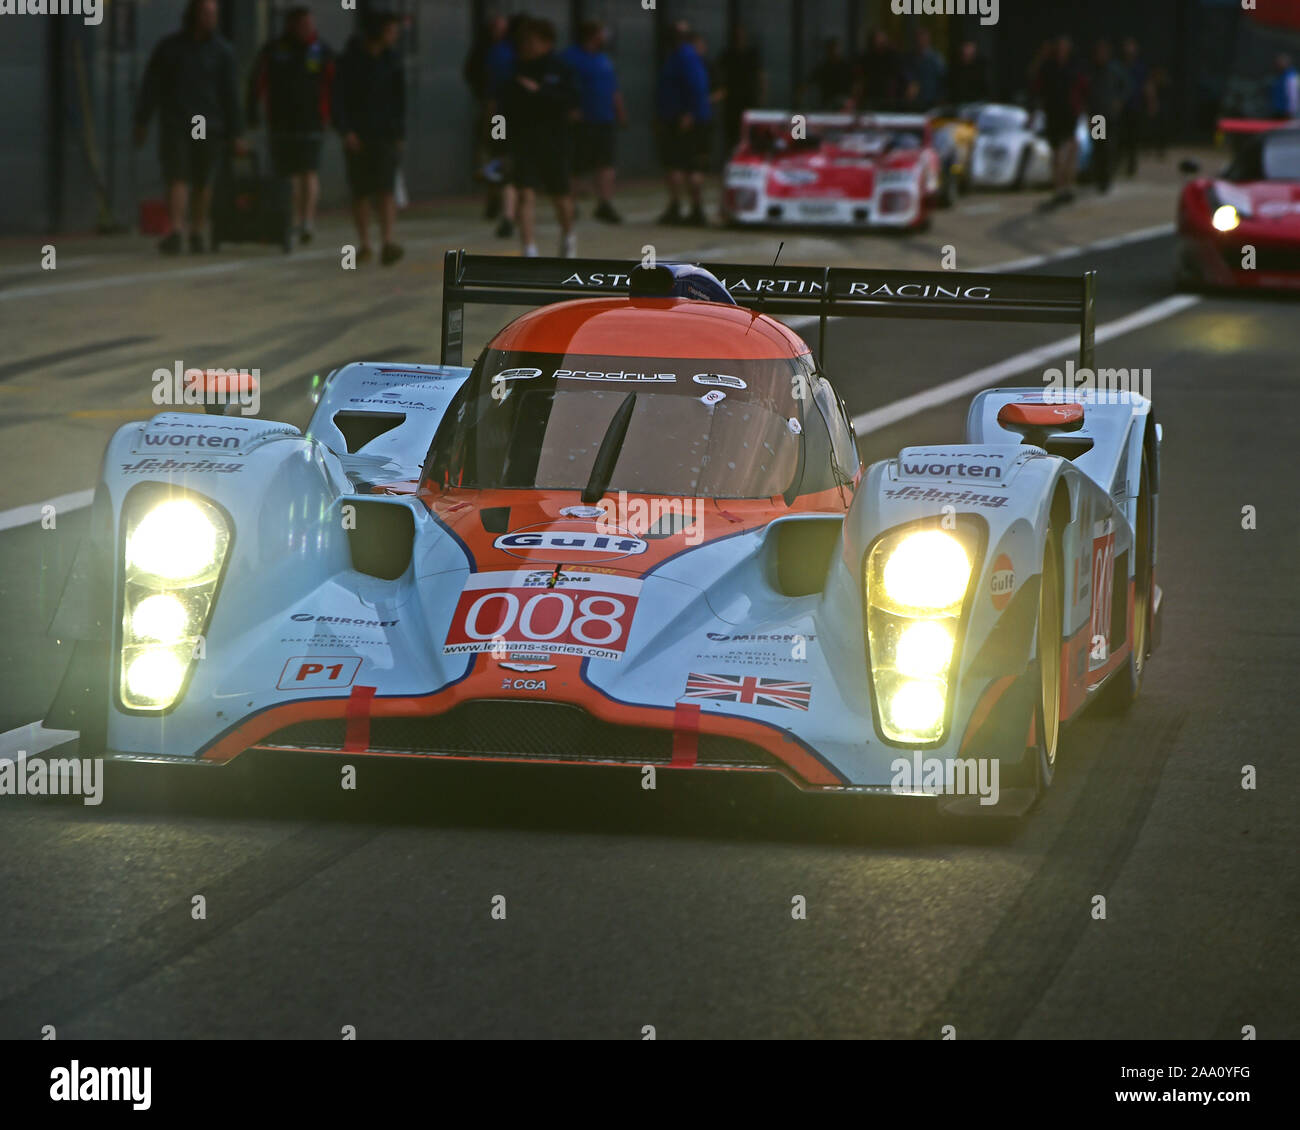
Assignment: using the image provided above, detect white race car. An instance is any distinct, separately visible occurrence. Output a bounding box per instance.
[968,104,1093,189]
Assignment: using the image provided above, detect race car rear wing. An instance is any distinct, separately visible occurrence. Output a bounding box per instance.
[440,249,1097,372]
[1217,117,1299,135]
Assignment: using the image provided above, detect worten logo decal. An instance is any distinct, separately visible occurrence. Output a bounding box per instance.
[494,521,647,562]
[684,673,812,711]
[901,459,1003,480]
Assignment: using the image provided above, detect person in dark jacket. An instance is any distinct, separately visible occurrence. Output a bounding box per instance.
[1085,39,1130,194]
[717,25,765,153]
[855,29,902,111]
[502,18,579,257]
[334,12,406,266]
[248,7,335,245]
[465,13,520,234]
[133,0,246,255]
[901,28,946,110]
[808,37,854,111]
[1032,35,1085,205]
[1117,38,1148,177]
[949,40,992,104]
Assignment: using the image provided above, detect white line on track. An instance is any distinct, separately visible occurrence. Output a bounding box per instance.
[0,722,79,762]
[850,293,1200,435]
[0,488,95,533]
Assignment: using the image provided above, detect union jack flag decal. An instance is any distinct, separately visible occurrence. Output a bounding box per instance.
[683,672,812,711]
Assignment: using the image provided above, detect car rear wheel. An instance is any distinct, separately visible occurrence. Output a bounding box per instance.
[991,529,1062,812]
[939,164,958,208]
[1099,445,1154,712]
[1033,529,1064,789]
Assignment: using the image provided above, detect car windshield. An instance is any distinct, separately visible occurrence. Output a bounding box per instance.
[825,128,922,153]
[978,106,1026,134]
[1262,133,1300,180]
[425,350,813,498]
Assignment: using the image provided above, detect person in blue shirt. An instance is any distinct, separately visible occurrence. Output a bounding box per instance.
[483,14,523,237]
[1118,38,1149,178]
[1270,53,1299,121]
[561,20,627,224]
[656,20,713,226]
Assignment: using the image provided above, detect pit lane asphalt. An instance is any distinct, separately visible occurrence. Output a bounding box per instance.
[0,228,1295,1039]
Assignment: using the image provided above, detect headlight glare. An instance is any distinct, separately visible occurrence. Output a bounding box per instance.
[880,530,970,612]
[866,525,977,745]
[895,620,954,678]
[1211,204,1240,232]
[120,490,230,711]
[124,646,189,706]
[131,592,193,643]
[126,498,226,586]
[887,680,947,739]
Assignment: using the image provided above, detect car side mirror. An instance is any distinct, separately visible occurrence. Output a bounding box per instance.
[1178,158,1201,176]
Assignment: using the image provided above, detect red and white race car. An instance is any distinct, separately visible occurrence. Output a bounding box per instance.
[722,111,943,231]
[1176,119,1300,290]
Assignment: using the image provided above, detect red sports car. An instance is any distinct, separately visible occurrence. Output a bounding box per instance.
[722,111,944,231]
[1176,120,1300,290]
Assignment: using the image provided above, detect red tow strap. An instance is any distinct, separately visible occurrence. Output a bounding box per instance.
[671,701,700,767]
[343,685,377,752]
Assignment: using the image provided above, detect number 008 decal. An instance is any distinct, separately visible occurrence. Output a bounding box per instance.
[444,571,642,661]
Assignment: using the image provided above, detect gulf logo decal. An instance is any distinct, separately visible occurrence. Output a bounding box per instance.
[990,554,1015,610]
[493,520,647,562]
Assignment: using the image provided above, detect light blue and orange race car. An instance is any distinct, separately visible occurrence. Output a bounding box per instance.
[48,253,1161,814]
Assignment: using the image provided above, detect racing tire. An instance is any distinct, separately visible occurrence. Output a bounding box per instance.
[1028,528,1064,797]
[1097,444,1154,713]
[938,165,958,209]
[971,529,1063,817]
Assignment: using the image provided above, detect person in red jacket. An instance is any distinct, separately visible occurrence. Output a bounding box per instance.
[248,6,336,244]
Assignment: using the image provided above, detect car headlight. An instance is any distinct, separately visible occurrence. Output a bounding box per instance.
[865,527,976,745]
[1211,204,1241,232]
[120,490,230,710]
